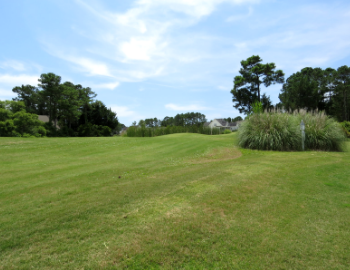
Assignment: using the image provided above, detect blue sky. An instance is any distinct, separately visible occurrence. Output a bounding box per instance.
[1,0,350,125]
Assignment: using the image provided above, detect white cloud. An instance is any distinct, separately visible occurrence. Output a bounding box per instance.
[77,57,112,77]
[0,60,26,72]
[137,0,259,18]
[58,55,112,77]
[0,60,43,73]
[218,85,231,91]
[205,112,224,120]
[70,0,258,82]
[0,74,39,86]
[0,89,16,98]
[165,103,211,111]
[42,41,112,77]
[92,82,120,90]
[110,105,137,117]
[120,38,159,61]
[109,104,145,125]
[0,74,40,100]
[226,6,253,22]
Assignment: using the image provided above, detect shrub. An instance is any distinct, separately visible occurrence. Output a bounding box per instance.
[238,110,346,151]
[224,129,232,134]
[295,111,345,151]
[22,133,34,138]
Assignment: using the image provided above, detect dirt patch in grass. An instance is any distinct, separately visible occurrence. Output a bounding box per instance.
[189,147,242,164]
[0,140,32,146]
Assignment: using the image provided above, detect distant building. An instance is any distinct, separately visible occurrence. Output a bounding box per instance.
[38,115,50,123]
[119,127,128,134]
[205,119,242,131]
[37,115,59,128]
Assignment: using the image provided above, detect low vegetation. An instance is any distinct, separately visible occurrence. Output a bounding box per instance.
[238,110,346,151]
[126,125,224,137]
[1,133,349,269]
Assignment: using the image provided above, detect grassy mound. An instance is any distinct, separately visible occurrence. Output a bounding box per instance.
[238,110,346,151]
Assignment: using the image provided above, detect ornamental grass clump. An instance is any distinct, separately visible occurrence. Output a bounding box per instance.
[238,110,346,151]
[238,111,300,151]
[295,110,346,151]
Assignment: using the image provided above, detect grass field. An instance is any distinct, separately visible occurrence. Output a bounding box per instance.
[1,133,349,269]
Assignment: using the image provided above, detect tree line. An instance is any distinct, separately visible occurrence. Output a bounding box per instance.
[1,72,120,137]
[135,112,207,128]
[231,55,350,122]
[278,66,350,121]
[134,113,244,130]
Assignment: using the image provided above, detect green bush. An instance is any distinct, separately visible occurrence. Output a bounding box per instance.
[224,129,232,134]
[22,133,34,138]
[238,110,346,151]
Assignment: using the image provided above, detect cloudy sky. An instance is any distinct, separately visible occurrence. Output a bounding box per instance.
[1,0,350,125]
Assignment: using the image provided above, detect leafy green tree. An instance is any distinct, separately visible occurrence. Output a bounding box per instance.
[12,85,38,113]
[232,116,243,122]
[231,55,284,114]
[261,93,273,111]
[224,116,244,123]
[77,100,118,136]
[0,119,15,136]
[279,67,324,112]
[159,113,206,127]
[4,72,122,137]
[12,111,43,136]
[334,65,350,121]
[138,119,146,127]
[161,116,174,127]
[0,107,12,122]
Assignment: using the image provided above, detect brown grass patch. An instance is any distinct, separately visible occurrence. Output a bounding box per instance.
[0,140,31,146]
[189,147,242,164]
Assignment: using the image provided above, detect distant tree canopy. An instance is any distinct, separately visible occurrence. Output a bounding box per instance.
[279,66,350,121]
[231,55,284,114]
[138,118,161,128]
[137,112,207,128]
[1,72,120,137]
[224,116,243,123]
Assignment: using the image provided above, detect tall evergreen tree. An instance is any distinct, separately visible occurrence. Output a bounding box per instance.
[231,55,284,114]
[38,73,62,126]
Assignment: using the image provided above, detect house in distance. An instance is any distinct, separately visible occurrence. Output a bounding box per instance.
[204,119,242,131]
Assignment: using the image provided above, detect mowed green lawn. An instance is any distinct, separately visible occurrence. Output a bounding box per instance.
[0,133,349,269]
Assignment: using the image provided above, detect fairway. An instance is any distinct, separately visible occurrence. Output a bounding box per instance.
[1,133,349,269]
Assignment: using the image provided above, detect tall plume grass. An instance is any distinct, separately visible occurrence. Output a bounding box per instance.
[238,109,346,151]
